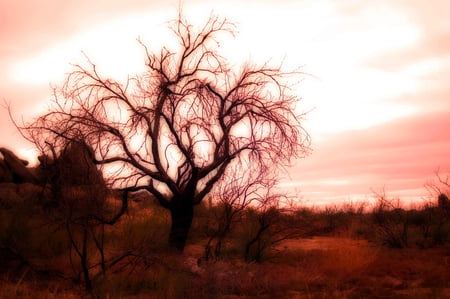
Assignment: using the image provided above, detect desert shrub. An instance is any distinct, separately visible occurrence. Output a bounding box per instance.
[317,205,355,234]
[369,191,450,248]
[372,208,410,248]
[406,204,449,247]
[370,193,411,248]
[427,208,450,246]
[238,207,276,262]
[236,206,303,263]
[292,202,369,239]
[421,172,450,246]
[199,200,250,260]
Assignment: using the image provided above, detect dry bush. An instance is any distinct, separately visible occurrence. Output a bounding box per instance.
[368,188,450,248]
[370,192,411,248]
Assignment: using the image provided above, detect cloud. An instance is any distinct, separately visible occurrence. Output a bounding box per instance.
[0,0,168,60]
[365,32,450,73]
[360,0,450,71]
[290,110,450,203]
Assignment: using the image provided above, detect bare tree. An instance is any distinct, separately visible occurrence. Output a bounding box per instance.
[20,13,310,252]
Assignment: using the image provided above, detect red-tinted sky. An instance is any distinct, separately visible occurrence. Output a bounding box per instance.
[1,0,449,205]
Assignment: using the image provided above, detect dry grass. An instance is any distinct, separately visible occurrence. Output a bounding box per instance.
[2,239,450,298]
[100,238,449,298]
[0,275,86,299]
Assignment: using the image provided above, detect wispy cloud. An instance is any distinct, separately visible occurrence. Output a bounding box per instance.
[290,111,450,203]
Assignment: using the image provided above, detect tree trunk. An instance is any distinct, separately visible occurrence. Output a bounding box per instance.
[81,226,92,291]
[168,201,194,253]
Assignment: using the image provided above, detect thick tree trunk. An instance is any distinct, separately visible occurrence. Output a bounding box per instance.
[168,201,194,253]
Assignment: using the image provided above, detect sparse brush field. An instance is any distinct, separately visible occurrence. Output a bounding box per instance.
[1,193,449,298]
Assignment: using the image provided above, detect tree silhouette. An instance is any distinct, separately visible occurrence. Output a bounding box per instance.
[22,14,310,252]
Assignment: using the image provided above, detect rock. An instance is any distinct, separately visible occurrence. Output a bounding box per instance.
[0,142,105,212]
[0,148,38,184]
[183,256,204,274]
[0,159,14,182]
[35,140,108,216]
[38,141,103,187]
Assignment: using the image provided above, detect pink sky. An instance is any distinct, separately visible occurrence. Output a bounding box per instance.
[1,0,449,205]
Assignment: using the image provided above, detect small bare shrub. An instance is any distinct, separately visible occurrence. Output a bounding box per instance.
[371,191,410,248]
[240,195,304,262]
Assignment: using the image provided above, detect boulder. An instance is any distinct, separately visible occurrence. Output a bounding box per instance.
[0,159,14,182]
[0,148,39,184]
[38,141,104,186]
